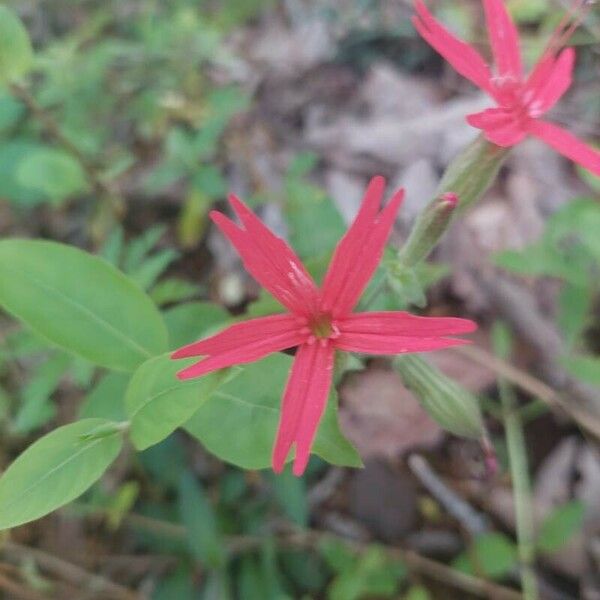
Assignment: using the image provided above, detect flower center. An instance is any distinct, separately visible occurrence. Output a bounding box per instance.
[310,313,334,339]
[303,313,340,345]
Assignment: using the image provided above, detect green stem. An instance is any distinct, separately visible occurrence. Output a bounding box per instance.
[498,378,539,600]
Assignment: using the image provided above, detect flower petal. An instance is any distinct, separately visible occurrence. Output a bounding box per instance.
[525,48,575,115]
[175,325,305,380]
[272,342,335,476]
[334,333,471,354]
[172,314,301,358]
[527,120,600,176]
[210,196,319,316]
[467,108,527,147]
[483,0,522,78]
[339,312,477,336]
[413,0,493,93]
[321,177,404,317]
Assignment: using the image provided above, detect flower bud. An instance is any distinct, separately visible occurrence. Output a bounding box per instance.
[394,354,484,439]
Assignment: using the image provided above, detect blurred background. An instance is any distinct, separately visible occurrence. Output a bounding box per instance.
[0,0,599,598]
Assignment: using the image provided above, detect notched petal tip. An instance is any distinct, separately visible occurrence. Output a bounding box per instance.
[228,193,253,224]
[389,187,405,206]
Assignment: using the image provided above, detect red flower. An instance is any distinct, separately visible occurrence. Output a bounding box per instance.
[413,0,600,176]
[172,177,476,475]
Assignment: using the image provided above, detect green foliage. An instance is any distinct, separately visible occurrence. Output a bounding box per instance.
[453,532,518,579]
[283,153,346,272]
[178,473,226,569]
[320,539,406,600]
[0,140,51,206]
[126,353,225,451]
[495,198,600,384]
[269,466,308,527]
[17,148,88,205]
[537,500,585,553]
[0,6,34,85]
[562,355,600,386]
[404,585,433,600]
[0,240,168,371]
[163,301,230,347]
[0,419,123,530]
[184,353,361,471]
[79,372,130,421]
[0,91,24,132]
[12,353,71,434]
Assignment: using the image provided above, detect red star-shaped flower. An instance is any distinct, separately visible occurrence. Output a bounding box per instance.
[413,0,600,176]
[172,177,476,475]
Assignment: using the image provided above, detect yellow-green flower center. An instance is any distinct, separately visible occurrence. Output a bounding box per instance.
[310,314,334,339]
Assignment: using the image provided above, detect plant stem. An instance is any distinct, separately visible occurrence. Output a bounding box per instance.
[498,377,539,600]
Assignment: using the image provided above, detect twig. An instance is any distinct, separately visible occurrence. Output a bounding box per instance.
[9,83,124,217]
[407,454,490,536]
[2,542,139,600]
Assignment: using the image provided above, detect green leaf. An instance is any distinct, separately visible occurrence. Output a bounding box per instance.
[150,278,202,307]
[178,473,225,568]
[129,248,179,290]
[0,6,34,85]
[453,532,517,579]
[0,240,168,371]
[0,418,123,530]
[0,140,47,206]
[126,353,226,451]
[537,500,585,553]
[562,355,600,386]
[184,353,361,470]
[17,148,88,205]
[283,180,345,260]
[79,372,130,421]
[163,301,229,348]
[557,283,591,347]
[404,585,433,600]
[328,546,401,600]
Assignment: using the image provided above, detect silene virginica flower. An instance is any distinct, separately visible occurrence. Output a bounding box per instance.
[172,177,476,476]
[413,0,600,176]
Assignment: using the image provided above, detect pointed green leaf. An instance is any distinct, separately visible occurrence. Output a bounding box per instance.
[0,240,168,371]
[126,353,224,451]
[0,419,123,530]
[537,500,585,553]
[184,353,361,470]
